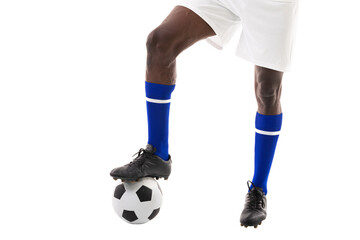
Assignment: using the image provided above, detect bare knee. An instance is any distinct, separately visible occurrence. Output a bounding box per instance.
[145,27,180,84]
[146,28,178,64]
[255,66,283,115]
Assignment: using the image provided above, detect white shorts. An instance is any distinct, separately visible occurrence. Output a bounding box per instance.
[178,0,299,72]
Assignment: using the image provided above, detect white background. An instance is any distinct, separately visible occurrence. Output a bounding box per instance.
[1,0,359,239]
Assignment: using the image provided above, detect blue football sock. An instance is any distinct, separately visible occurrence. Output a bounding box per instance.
[145,81,175,160]
[251,112,283,195]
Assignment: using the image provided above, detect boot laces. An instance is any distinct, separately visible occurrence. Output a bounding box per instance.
[247,181,264,209]
[128,148,150,166]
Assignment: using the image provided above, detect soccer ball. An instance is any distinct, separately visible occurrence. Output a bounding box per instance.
[112,177,163,224]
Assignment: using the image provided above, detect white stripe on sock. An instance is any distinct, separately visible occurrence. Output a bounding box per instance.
[146,97,171,104]
[255,128,281,136]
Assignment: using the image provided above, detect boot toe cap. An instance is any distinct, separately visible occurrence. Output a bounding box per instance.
[110,167,126,177]
[240,210,266,226]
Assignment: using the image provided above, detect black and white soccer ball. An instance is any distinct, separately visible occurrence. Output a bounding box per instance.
[112,177,163,224]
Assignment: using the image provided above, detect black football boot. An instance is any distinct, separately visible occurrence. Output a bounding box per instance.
[240,181,267,228]
[110,144,171,181]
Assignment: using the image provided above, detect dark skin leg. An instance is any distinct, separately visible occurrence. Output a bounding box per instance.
[146,6,215,85]
[255,66,284,115]
[146,6,283,115]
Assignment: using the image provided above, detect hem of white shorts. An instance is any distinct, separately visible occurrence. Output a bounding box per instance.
[236,53,291,72]
[176,4,224,50]
[206,38,223,50]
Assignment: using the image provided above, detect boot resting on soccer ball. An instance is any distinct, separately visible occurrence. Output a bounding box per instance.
[110,144,171,182]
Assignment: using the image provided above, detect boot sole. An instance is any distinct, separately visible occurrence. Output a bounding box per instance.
[240,221,262,228]
[112,175,169,182]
